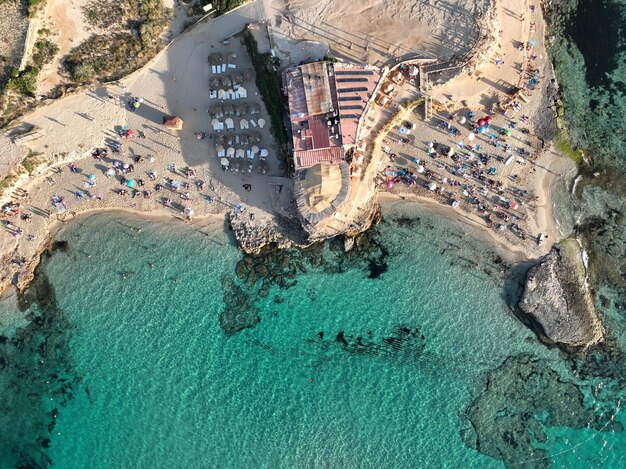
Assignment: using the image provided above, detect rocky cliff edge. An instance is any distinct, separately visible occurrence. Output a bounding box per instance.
[518,239,604,349]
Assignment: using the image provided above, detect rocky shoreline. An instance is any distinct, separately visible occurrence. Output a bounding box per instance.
[227,197,381,256]
[517,238,604,349]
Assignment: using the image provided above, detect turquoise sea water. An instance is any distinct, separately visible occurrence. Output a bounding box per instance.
[1,206,624,468]
[1,2,626,464]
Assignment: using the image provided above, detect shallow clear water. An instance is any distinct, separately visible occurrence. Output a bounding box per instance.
[1,1,626,465]
[553,0,626,171]
[1,208,624,468]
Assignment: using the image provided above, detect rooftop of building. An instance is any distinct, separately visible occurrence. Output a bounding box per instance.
[284,61,381,170]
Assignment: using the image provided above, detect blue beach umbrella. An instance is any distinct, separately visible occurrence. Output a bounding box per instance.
[126,179,136,188]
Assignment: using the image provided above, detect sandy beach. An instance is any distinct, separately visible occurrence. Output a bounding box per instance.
[0,0,572,295]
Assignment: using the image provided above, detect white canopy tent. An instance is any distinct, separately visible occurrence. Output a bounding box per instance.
[211,119,224,131]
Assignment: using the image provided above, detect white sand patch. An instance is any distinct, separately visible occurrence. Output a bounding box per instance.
[37,0,92,95]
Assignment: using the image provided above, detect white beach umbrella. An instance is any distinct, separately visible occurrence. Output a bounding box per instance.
[468,132,475,141]
[235,148,245,159]
[459,116,467,124]
[257,118,266,129]
[428,182,437,191]
[251,145,259,155]
[220,157,229,167]
[259,148,269,157]
[417,165,425,173]
[226,147,235,157]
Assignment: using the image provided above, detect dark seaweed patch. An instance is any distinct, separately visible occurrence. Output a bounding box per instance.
[2,254,84,468]
[461,354,616,467]
[309,325,427,365]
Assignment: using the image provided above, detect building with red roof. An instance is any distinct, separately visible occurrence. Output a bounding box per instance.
[283,61,381,230]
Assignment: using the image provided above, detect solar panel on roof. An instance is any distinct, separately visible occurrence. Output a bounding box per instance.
[339,105,363,110]
[335,70,375,75]
[338,96,361,101]
[339,114,359,119]
[336,78,369,83]
[337,87,368,93]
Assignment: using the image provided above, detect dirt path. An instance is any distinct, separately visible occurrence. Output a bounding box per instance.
[36,0,90,95]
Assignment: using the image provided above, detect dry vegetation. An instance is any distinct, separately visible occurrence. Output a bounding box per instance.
[0,0,172,126]
[64,0,172,83]
[0,28,58,126]
[0,0,248,127]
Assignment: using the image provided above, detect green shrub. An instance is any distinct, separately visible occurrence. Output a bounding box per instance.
[21,151,42,175]
[73,63,96,83]
[64,1,172,84]
[32,39,59,68]
[209,0,244,15]
[556,130,584,165]
[64,33,143,83]
[242,29,288,150]
[27,0,45,17]
[0,173,18,196]
[6,66,39,95]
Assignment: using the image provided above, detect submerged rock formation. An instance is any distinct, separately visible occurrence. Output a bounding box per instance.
[461,354,610,468]
[518,239,603,348]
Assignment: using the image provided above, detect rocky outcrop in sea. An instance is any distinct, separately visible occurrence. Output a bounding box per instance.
[518,239,603,348]
[227,210,309,255]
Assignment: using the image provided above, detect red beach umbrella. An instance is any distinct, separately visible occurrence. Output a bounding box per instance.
[485,115,493,124]
[509,201,519,210]
[477,118,486,126]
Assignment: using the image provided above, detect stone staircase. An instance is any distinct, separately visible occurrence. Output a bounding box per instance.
[423,95,433,121]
